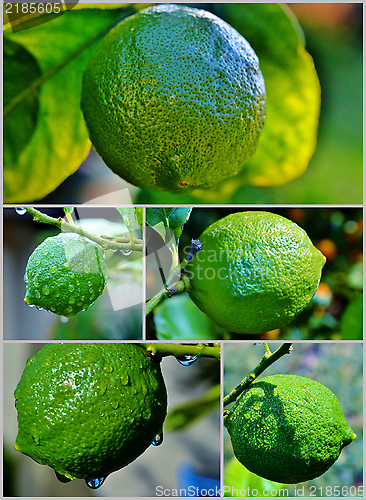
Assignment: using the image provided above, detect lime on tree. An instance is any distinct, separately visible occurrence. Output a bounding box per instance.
[24,232,107,317]
[81,4,266,193]
[187,211,326,334]
[224,373,356,483]
[14,343,167,486]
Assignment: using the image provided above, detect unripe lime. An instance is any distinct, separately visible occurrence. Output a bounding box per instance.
[81,4,266,193]
[224,374,356,484]
[14,343,167,483]
[188,211,326,334]
[24,232,107,317]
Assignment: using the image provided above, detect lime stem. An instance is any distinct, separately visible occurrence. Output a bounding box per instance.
[24,207,143,252]
[144,343,221,360]
[223,343,293,407]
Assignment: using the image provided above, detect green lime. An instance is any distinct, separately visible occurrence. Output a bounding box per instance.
[24,232,107,317]
[188,211,326,334]
[14,343,167,483]
[224,374,356,484]
[81,4,266,193]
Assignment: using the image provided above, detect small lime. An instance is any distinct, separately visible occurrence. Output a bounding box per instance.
[24,232,107,317]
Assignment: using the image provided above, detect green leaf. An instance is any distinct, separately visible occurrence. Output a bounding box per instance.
[3,7,133,202]
[164,384,220,432]
[117,207,135,232]
[135,208,143,231]
[3,38,41,167]
[154,292,223,340]
[146,207,192,244]
[340,295,363,340]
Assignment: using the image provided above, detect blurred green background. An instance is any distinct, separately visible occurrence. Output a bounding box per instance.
[224,342,363,497]
[147,207,362,341]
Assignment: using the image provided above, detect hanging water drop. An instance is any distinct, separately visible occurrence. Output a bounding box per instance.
[60,316,69,323]
[15,207,27,215]
[152,431,163,446]
[55,471,72,483]
[121,249,132,256]
[176,355,198,366]
[86,477,106,489]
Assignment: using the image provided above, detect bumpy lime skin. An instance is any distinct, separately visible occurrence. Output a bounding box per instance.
[81,3,266,193]
[24,232,107,317]
[224,374,356,484]
[188,211,326,334]
[14,343,167,482]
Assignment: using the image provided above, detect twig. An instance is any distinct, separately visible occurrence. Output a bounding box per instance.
[144,343,221,360]
[24,207,143,252]
[223,343,293,407]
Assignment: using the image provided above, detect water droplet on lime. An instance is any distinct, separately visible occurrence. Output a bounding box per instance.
[86,477,106,489]
[152,431,163,446]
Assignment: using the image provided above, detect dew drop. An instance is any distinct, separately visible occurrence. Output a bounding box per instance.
[15,207,27,215]
[55,471,71,483]
[31,427,40,445]
[35,306,44,311]
[43,356,53,369]
[42,286,50,296]
[35,290,41,299]
[25,303,35,308]
[111,400,119,409]
[104,365,114,373]
[121,249,132,256]
[60,316,69,323]
[96,381,107,396]
[152,431,163,446]
[50,266,58,274]
[86,477,106,489]
[176,355,198,366]
[120,373,129,386]
[68,284,74,292]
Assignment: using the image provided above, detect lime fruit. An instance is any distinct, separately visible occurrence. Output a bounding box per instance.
[24,232,107,317]
[187,211,326,334]
[224,374,356,483]
[14,343,167,484]
[81,3,266,193]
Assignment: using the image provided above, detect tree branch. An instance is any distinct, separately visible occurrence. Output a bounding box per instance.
[223,343,293,407]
